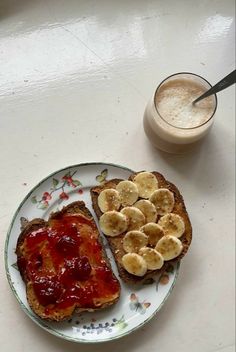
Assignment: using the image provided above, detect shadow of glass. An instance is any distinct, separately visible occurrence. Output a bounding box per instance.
[0,0,33,19]
[144,126,232,194]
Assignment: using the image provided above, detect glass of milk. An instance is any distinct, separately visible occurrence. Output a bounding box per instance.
[143,72,217,153]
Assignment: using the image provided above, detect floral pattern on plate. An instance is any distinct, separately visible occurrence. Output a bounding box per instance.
[31,170,83,209]
[71,315,128,336]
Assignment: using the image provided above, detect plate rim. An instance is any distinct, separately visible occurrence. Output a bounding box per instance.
[4,161,180,343]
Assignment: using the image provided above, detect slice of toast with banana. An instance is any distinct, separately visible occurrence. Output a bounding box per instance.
[90,171,192,284]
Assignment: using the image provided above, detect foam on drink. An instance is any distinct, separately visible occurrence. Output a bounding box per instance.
[155,79,215,129]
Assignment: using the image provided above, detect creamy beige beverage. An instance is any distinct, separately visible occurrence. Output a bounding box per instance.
[143,73,217,153]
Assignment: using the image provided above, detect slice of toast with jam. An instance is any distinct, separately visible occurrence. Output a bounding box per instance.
[16,201,120,321]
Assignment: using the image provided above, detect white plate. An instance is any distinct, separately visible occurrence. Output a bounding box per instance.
[5,162,180,343]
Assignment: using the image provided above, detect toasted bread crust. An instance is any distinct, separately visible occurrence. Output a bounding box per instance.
[90,172,192,284]
[16,201,120,321]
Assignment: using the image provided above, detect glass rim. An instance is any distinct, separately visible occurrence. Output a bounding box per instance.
[154,72,218,130]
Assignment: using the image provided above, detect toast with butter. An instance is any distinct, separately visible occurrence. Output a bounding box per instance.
[16,201,121,321]
[90,171,192,284]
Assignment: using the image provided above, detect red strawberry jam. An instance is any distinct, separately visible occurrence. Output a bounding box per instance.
[65,256,92,281]
[56,234,77,255]
[20,214,120,313]
[33,276,63,306]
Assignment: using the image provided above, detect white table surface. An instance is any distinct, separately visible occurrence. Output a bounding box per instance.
[0,1,235,351]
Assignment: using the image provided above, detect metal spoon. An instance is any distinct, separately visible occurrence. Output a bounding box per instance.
[193,69,236,104]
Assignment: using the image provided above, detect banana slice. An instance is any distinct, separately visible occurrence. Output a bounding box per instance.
[120,206,145,231]
[140,223,165,247]
[139,247,164,270]
[133,200,157,223]
[158,213,185,238]
[99,211,128,237]
[116,180,139,206]
[133,172,158,198]
[123,230,148,253]
[155,235,183,261]
[122,253,147,276]
[149,189,175,215]
[98,189,121,213]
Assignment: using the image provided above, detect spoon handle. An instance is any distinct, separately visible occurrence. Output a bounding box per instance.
[193,69,236,104]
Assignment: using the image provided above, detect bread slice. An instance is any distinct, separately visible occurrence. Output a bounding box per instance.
[90,171,192,284]
[16,201,121,321]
